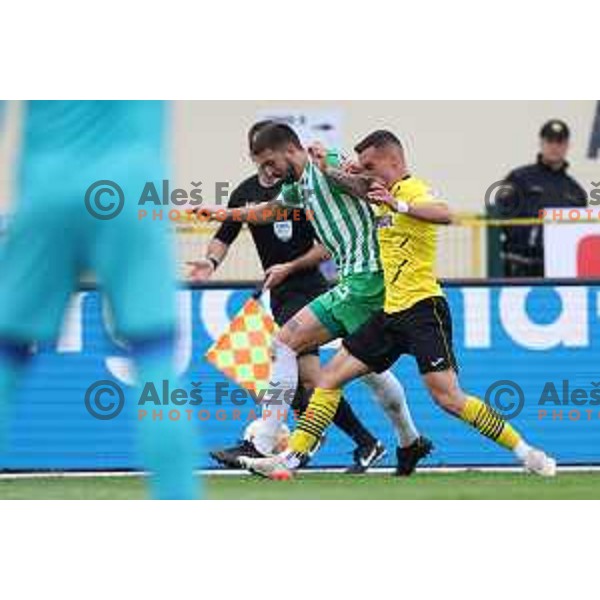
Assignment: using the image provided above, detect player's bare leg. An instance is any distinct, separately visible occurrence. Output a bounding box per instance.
[422,369,556,476]
[284,349,430,475]
[251,306,333,455]
[296,353,385,469]
[236,348,386,470]
[296,353,319,388]
[241,347,432,478]
[243,346,555,478]
[210,351,324,466]
[241,347,371,478]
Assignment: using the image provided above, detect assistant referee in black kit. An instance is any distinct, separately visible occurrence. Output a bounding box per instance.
[190,121,385,473]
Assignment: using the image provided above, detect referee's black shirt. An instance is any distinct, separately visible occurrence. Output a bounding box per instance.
[214,174,328,297]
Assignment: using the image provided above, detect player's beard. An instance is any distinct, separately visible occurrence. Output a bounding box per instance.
[282,160,297,185]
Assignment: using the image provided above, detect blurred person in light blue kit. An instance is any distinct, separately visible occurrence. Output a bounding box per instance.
[0,101,198,499]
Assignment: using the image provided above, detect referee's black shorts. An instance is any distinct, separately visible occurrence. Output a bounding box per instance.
[343,296,459,375]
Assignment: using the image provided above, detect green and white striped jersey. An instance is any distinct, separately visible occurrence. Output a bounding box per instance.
[277,153,382,277]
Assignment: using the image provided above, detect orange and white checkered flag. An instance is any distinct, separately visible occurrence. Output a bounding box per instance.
[205,297,277,393]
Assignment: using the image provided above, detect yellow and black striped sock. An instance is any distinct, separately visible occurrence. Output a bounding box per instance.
[289,388,342,455]
[460,396,521,450]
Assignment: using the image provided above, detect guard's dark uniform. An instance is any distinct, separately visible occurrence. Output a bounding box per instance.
[214,174,329,330]
[497,130,587,277]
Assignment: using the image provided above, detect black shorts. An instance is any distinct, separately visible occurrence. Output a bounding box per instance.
[343,296,459,375]
[270,283,329,356]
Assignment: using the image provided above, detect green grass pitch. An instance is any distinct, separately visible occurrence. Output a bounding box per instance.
[1,471,600,499]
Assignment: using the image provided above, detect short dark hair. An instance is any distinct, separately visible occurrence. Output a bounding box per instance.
[247,120,275,151]
[354,129,403,154]
[250,123,302,155]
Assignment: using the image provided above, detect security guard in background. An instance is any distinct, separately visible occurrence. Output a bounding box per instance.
[497,119,587,277]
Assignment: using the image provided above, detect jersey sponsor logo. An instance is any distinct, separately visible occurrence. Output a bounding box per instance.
[273,220,293,242]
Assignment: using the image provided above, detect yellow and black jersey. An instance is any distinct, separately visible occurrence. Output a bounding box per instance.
[374,175,446,313]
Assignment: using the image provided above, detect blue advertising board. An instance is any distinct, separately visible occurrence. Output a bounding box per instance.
[1,284,599,470]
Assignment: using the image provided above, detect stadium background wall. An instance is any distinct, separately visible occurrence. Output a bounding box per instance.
[0,282,598,471]
[1,101,599,280]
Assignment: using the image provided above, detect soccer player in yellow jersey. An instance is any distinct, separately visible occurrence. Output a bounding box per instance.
[241,129,556,478]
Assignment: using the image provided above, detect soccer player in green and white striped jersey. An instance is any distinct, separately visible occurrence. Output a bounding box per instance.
[206,123,432,475]
[278,149,382,278]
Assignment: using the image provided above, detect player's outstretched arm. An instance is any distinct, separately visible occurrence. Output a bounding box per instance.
[367,182,453,224]
[405,201,453,224]
[187,238,229,281]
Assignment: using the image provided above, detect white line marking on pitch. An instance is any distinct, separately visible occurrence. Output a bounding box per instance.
[0,465,599,480]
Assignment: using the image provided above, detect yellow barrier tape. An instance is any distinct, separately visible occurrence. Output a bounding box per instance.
[174,215,600,233]
[453,214,600,227]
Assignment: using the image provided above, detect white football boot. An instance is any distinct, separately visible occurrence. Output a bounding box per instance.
[523,448,557,477]
[239,454,293,480]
